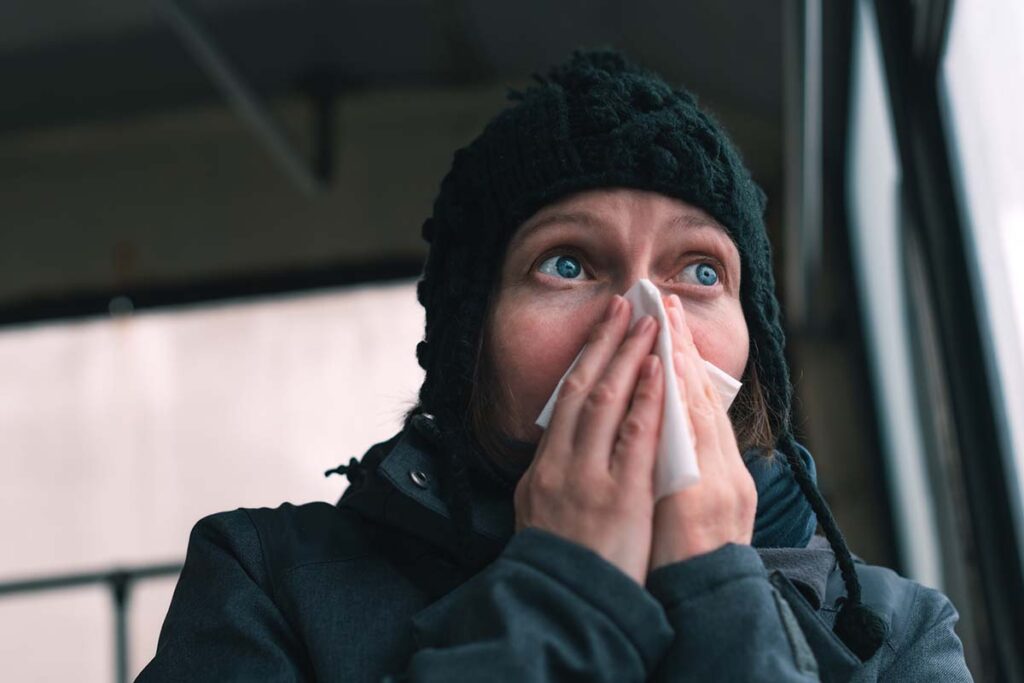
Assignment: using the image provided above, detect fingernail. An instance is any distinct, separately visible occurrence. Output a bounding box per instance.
[604,296,621,321]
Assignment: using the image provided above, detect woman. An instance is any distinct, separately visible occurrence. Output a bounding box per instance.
[138,50,971,681]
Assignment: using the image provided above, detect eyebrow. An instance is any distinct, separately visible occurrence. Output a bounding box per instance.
[510,211,614,249]
[511,208,728,250]
[667,212,725,233]
[668,213,739,253]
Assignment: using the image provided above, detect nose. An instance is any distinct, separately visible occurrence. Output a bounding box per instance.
[614,275,672,302]
[606,278,681,331]
[617,271,653,294]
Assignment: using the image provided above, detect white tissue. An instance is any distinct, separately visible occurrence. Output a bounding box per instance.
[534,279,743,499]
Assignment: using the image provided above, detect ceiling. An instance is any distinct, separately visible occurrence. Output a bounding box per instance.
[0,0,787,323]
[1,0,783,134]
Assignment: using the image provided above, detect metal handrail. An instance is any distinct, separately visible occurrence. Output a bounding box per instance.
[0,562,183,683]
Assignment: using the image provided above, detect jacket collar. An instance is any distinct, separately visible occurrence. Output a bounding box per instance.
[339,426,514,567]
[759,536,836,609]
[341,425,835,608]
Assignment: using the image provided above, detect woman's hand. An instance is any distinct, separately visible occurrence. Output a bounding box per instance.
[649,294,757,570]
[514,295,664,584]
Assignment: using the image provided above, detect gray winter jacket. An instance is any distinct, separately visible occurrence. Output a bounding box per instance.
[137,426,972,682]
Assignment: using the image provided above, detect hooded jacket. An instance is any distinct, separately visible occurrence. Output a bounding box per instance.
[136,423,971,682]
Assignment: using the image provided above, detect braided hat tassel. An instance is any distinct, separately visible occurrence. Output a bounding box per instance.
[777,432,888,660]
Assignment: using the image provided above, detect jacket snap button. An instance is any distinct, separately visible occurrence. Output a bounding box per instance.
[409,470,429,489]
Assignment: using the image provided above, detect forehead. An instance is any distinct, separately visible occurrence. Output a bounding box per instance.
[509,188,738,254]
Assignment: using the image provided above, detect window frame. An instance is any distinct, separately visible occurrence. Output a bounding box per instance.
[866,0,1024,679]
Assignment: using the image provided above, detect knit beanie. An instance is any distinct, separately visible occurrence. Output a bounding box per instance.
[410,49,886,661]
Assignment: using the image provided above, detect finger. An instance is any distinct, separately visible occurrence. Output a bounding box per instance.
[706,369,745,470]
[667,295,692,348]
[675,344,722,471]
[712,391,744,466]
[665,299,697,397]
[610,353,664,490]
[573,314,660,464]
[663,299,694,435]
[665,296,687,358]
[665,296,695,384]
[670,295,725,416]
[544,295,632,456]
[669,296,738,474]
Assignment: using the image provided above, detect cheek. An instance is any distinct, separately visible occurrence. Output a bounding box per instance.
[487,296,597,438]
[688,306,750,380]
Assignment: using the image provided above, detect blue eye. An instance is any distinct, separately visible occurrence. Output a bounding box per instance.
[538,254,585,280]
[682,262,720,286]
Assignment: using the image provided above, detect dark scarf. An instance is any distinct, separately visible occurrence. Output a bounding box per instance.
[748,444,818,549]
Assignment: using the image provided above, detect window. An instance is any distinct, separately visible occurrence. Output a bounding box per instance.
[846,0,942,588]
[941,0,1024,542]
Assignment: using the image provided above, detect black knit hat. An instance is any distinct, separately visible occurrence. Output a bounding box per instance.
[411,49,886,661]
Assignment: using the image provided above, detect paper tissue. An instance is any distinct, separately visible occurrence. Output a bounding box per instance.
[535,279,742,499]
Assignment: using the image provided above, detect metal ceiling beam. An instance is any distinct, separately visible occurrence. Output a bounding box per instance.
[156,0,325,195]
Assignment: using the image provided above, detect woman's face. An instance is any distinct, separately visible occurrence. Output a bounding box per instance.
[485,188,749,447]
